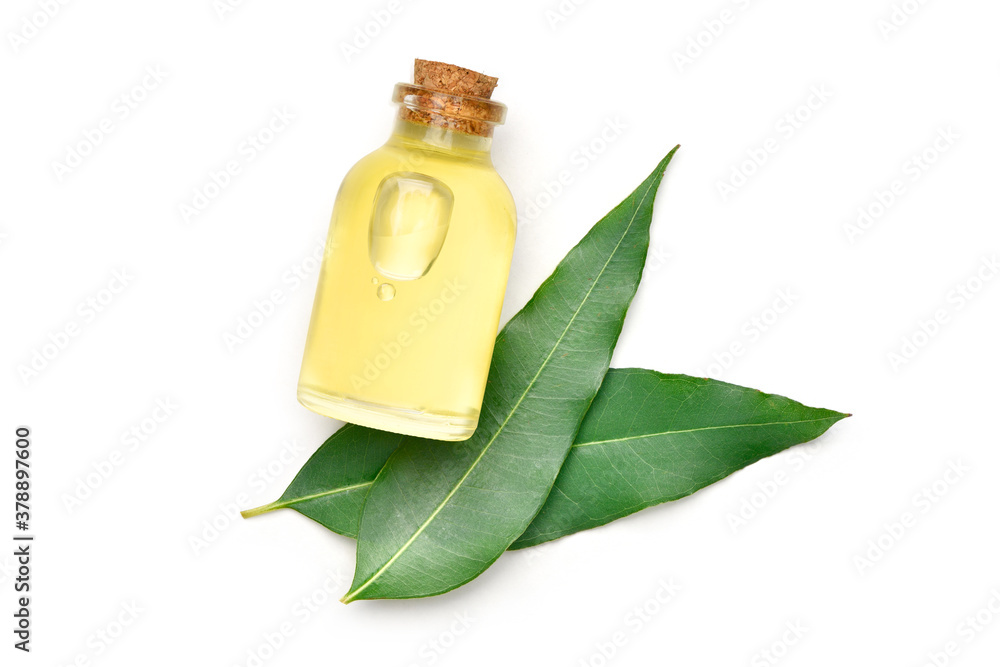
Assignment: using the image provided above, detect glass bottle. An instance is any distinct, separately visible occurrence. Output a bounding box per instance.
[297,60,516,441]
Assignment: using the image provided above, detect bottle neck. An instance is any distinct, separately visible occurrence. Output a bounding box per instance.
[387,118,494,163]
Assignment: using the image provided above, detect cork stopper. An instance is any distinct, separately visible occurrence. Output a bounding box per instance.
[413,59,498,99]
[395,59,505,138]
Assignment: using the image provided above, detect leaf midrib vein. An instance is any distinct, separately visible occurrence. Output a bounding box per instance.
[277,481,373,507]
[573,417,838,448]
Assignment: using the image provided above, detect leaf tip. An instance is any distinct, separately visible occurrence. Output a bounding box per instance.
[645,145,680,186]
[824,410,852,428]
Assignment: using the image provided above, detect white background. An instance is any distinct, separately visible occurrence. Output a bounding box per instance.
[3,0,999,665]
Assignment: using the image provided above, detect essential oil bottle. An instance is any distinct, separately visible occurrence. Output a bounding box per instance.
[297,60,516,441]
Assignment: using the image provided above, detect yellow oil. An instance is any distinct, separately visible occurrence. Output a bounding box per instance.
[297,119,517,441]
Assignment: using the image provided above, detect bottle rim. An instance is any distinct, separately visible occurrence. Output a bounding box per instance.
[392,83,507,126]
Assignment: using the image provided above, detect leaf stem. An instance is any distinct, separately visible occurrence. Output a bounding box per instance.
[240,500,288,519]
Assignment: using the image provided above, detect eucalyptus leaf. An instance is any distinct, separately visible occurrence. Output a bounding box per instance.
[510,369,849,548]
[243,371,847,548]
[340,149,678,601]
[240,424,403,536]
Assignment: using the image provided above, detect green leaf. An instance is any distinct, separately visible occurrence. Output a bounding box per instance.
[340,148,679,601]
[239,424,403,537]
[510,369,849,548]
[244,370,848,550]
